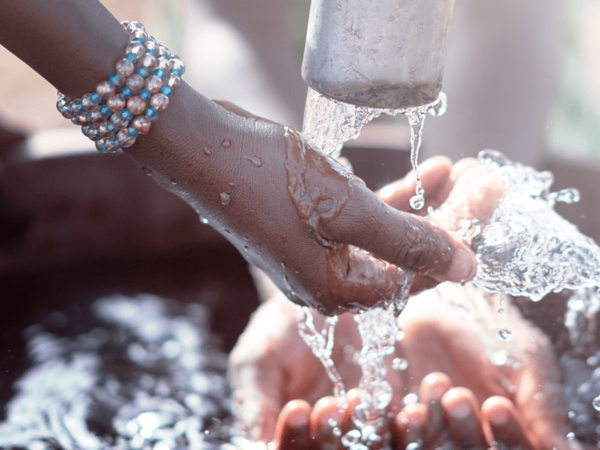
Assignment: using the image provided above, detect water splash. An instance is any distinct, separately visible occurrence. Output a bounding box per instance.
[473,150,600,300]
[302,88,446,211]
[0,295,230,450]
[294,307,346,407]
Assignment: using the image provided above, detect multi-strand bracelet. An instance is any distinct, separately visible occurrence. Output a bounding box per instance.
[56,21,185,153]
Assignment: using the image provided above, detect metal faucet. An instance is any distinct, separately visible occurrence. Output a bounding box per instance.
[302,0,455,110]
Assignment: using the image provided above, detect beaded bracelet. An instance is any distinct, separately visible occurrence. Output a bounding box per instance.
[56,21,185,153]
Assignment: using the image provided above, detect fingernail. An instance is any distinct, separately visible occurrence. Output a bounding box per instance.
[445,246,476,282]
[488,406,509,426]
[288,407,310,428]
[447,396,472,420]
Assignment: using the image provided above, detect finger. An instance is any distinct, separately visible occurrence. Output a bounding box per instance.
[273,400,312,450]
[441,387,487,449]
[309,396,343,450]
[376,156,453,214]
[449,158,479,183]
[323,180,477,283]
[419,372,452,444]
[394,403,428,448]
[409,275,439,296]
[434,164,504,233]
[481,397,534,449]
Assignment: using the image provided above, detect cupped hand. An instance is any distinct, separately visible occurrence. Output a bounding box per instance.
[229,156,505,441]
[257,283,571,450]
[125,90,476,314]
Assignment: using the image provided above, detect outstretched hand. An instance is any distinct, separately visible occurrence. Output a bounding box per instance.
[229,159,573,449]
[128,96,477,314]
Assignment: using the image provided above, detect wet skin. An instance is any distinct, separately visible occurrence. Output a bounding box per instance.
[0,0,477,316]
[230,160,574,449]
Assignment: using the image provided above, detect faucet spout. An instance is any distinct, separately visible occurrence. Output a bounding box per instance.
[301,0,455,110]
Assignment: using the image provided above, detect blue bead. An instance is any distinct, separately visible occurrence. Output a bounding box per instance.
[109,74,122,86]
[153,69,166,79]
[90,92,102,104]
[145,107,158,119]
[137,67,149,78]
[171,69,181,76]
[120,108,134,120]
[160,86,173,96]
[107,122,117,132]
[101,104,111,116]
[128,126,139,138]
[75,100,83,111]
[131,37,144,45]
[120,87,132,99]
[126,53,137,64]
[97,146,107,154]
[139,89,151,100]
[146,49,156,56]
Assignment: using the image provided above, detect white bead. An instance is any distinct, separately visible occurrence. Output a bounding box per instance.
[117,128,136,147]
[126,42,145,59]
[126,73,145,92]
[127,97,146,115]
[132,116,152,134]
[150,93,169,111]
[116,58,135,77]
[96,80,115,99]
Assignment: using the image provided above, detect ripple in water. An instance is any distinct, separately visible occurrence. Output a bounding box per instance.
[0,294,231,450]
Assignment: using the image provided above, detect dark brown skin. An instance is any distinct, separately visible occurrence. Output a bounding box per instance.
[230,162,574,449]
[0,0,476,315]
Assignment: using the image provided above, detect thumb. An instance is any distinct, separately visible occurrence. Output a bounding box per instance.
[322,181,477,283]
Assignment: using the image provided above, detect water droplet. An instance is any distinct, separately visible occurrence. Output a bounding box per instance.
[567,410,576,419]
[491,350,509,366]
[406,443,421,450]
[406,110,426,211]
[166,137,173,143]
[426,206,434,216]
[170,179,177,185]
[327,418,337,428]
[224,229,231,234]
[203,147,212,155]
[244,245,249,251]
[142,167,153,176]
[395,329,405,341]
[221,139,231,148]
[332,427,342,437]
[392,357,408,371]
[409,195,425,210]
[428,91,447,117]
[244,155,262,167]
[498,296,505,315]
[566,432,575,441]
[200,216,209,225]
[497,327,512,341]
[229,182,235,188]
[593,396,600,411]
[341,430,361,447]
[220,193,231,206]
[554,188,580,204]
[403,393,418,405]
